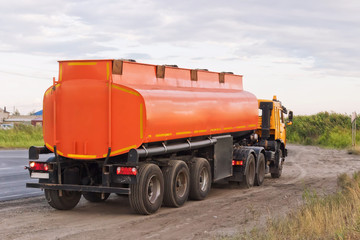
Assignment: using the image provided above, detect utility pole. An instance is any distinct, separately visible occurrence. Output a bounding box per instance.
[352,112,357,147]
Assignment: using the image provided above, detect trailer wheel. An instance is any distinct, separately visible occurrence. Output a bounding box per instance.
[271,149,283,178]
[129,163,164,215]
[162,160,190,207]
[243,154,255,188]
[189,158,211,200]
[83,192,110,202]
[255,153,265,186]
[44,189,81,210]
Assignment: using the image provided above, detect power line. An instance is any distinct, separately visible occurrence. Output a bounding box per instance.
[0,70,54,80]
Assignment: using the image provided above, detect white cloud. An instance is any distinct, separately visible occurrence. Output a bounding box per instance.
[0,0,359,115]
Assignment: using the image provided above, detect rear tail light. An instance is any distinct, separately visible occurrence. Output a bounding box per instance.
[116,167,137,175]
[232,160,243,166]
[29,161,49,171]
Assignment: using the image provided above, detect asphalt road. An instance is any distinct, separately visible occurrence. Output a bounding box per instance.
[0,149,54,201]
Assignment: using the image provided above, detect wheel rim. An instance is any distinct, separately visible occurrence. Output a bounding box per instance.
[199,167,209,192]
[147,174,161,204]
[175,170,188,198]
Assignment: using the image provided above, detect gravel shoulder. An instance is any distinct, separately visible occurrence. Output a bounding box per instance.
[1,145,360,240]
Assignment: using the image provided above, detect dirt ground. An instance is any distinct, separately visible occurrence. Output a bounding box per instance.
[1,145,360,240]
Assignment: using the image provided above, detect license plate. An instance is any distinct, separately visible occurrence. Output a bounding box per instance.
[31,172,49,179]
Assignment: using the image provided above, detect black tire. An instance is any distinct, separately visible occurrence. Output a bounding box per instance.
[255,153,265,186]
[189,158,211,200]
[44,189,81,210]
[243,154,255,188]
[83,192,110,202]
[271,149,283,178]
[162,160,190,207]
[129,164,164,215]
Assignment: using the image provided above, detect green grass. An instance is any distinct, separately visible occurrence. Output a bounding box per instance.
[287,112,360,149]
[0,124,44,148]
[228,172,360,240]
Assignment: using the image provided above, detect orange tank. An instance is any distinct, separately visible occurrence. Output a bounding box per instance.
[43,60,258,159]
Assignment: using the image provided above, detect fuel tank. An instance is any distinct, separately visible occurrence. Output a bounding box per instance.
[43,60,258,159]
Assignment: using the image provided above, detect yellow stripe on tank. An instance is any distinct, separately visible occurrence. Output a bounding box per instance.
[44,84,61,96]
[59,63,62,82]
[111,84,140,96]
[45,143,54,151]
[68,154,97,159]
[106,62,110,81]
[155,133,172,137]
[176,131,192,135]
[68,62,97,66]
[103,145,137,157]
[210,128,222,132]
[194,130,207,134]
[140,104,144,139]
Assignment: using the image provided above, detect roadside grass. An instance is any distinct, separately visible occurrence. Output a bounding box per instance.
[228,172,360,240]
[0,124,44,148]
[287,112,359,149]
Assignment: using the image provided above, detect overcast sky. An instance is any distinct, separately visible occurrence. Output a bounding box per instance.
[0,0,359,115]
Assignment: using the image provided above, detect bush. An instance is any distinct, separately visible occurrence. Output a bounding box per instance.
[287,112,359,149]
[0,124,44,148]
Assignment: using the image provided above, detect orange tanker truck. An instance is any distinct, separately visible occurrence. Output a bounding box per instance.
[26,59,293,214]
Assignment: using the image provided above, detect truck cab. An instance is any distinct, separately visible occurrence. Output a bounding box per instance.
[256,96,293,178]
[257,96,292,144]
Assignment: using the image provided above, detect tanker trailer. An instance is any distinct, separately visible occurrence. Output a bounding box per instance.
[26,59,292,214]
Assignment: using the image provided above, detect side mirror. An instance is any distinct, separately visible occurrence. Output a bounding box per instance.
[287,111,293,125]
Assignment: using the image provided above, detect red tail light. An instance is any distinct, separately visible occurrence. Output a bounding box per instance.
[29,161,49,171]
[116,167,137,175]
[232,160,243,166]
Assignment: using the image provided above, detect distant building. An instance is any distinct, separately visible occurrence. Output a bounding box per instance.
[4,115,39,125]
[31,117,43,126]
[31,110,43,126]
[33,110,43,116]
[0,107,10,123]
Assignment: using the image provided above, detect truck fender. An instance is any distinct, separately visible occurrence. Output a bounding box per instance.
[233,147,256,176]
[249,147,266,174]
[45,156,57,163]
[276,139,287,158]
[242,146,265,175]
